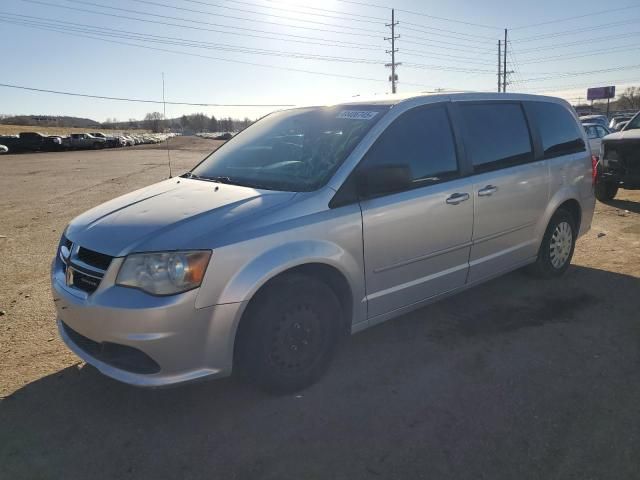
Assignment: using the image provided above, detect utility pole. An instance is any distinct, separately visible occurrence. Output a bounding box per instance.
[503,28,508,92]
[385,9,400,94]
[498,40,502,93]
[162,72,172,179]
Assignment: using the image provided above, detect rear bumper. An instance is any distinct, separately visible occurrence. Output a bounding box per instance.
[52,262,246,387]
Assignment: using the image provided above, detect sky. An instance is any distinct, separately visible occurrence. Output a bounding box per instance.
[0,0,639,122]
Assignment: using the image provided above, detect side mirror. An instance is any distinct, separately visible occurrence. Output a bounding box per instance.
[357,164,412,198]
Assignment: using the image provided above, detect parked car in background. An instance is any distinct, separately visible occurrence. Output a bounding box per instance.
[580,114,609,128]
[0,132,64,152]
[596,111,640,201]
[90,132,125,148]
[120,135,135,146]
[214,132,233,140]
[616,121,630,131]
[52,93,595,393]
[0,144,8,154]
[609,115,634,131]
[65,133,107,150]
[583,123,610,157]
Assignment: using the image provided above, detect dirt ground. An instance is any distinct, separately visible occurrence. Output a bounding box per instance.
[1,137,639,479]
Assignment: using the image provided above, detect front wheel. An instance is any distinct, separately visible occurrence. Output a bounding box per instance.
[528,209,577,278]
[595,181,618,202]
[236,274,342,394]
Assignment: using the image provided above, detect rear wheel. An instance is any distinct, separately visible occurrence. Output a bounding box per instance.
[528,209,577,278]
[236,273,342,394]
[93,142,103,150]
[595,181,618,202]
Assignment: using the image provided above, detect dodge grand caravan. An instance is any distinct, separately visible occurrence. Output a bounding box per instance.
[52,93,595,392]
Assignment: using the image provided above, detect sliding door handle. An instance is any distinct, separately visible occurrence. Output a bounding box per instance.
[446,192,470,205]
[478,185,498,196]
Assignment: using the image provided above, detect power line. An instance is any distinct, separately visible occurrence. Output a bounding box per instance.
[511,4,640,30]
[183,0,386,25]
[65,0,384,38]
[400,21,498,40]
[514,64,640,84]
[7,17,500,76]
[5,13,492,70]
[20,0,383,50]
[3,20,440,87]
[400,41,495,56]
[0,82,295,106]
[0,14,386,64]
[522,77,640,94]
[400,36,495,54]
[515,31,640,54]
[399,49,496,66]
[225,0,389,22]
[400,25,496,44]
[131,0,388,34]
[402,63,494,74]
[519,44,640,65]
[512,18,640,43]
[226,0,499,40]
[332,0,502,30]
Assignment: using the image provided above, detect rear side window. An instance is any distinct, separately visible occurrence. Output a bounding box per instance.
[457,103,533,173]
[362,105,459,185]
[585,125,598,139]
[527,102,585,158]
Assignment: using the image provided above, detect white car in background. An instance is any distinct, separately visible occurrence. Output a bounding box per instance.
[580,114,609,128]
[583,123,610,158]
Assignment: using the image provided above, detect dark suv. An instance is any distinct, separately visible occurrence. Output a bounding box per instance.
[597,112,640,201]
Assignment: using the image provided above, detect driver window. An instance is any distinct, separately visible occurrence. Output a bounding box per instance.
[361,105,459,188]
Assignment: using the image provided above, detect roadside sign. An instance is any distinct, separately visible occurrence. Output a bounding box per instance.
[587,86,615,101]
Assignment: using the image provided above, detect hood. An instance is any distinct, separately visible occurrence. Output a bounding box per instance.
[66,178,296,256]
[603,129,640,142]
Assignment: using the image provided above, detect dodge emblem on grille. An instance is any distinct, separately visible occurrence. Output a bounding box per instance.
[65,266,74,287]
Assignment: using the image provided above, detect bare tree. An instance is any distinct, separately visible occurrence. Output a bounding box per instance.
[617,86,640,110]
[144,112,165,132]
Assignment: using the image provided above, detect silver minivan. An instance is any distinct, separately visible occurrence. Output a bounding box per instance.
[52,93,596,392]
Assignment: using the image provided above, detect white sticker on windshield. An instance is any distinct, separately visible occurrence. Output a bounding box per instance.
[336,110,379,120]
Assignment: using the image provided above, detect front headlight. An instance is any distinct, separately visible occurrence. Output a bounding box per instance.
[116,251,211,295]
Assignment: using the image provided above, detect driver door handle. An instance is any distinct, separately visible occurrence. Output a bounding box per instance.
[446,192,470,205]
[478,185,498,197]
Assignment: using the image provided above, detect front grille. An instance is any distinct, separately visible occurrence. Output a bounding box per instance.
[603,140,640,174]
[71,269,102,293]
[62,321,161,374]
[77,247,113,271]
[58,241,113,294]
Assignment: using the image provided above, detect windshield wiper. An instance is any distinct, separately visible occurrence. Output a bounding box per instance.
[181,172,234,184]
[181,172,279,190]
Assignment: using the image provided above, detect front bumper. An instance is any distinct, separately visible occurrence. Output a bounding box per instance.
[51,259,245,387]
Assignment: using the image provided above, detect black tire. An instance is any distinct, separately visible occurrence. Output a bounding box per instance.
[595,181,618,202]
[236,273,342,394]
[528,209,577,278]
[93,142,103,150]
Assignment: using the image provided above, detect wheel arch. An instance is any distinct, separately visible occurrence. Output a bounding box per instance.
[242,262,354,334]
[556,198,582,232]
[537,190,583,246]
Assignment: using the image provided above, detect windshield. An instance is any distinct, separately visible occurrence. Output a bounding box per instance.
[624,113,640,131]
[191,105,389,191]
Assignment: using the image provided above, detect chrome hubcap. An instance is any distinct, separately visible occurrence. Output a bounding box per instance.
[549,221,573,268]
